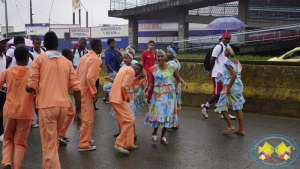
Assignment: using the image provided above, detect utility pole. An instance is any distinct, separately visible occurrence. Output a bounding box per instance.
[79,9,81,27]
[30,0,33,26]
[73,12,75,25]
[4,0,8,39]
[86,11,88,28]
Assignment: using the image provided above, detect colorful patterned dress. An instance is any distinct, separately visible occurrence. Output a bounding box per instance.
[136,85,147,108]
[143,64,178,128]
[216,59,245,112]
[110,60,140,118]
[168,59,182,109]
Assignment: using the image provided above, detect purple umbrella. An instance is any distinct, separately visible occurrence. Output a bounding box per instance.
[206,17,247,31]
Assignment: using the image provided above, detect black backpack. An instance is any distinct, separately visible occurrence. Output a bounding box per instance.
[203,44,223,71]
[105,49,123,70]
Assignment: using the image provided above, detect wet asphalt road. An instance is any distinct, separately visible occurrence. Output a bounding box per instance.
[0,100,300,169]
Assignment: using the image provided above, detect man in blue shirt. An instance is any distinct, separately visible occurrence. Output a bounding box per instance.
[104,38,119,103]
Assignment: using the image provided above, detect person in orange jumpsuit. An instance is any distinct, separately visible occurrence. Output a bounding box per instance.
[109,63,144,154]
[26,31,82,169]
[76,39,102,151]
[58,48,76,144]
[1,47,34,169]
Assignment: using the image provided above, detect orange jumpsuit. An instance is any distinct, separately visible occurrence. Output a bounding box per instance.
[28,53,80,169]
[109,66,136,148]
[76,50,101,148]
[0,66,34,169]
[59,99,75,138]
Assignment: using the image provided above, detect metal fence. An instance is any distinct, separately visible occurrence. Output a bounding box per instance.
[173,24,300,51]
[109,0,168,10]
[189,1,238,17]
[248,6,300,21]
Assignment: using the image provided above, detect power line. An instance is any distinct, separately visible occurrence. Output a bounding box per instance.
[49,0,55,21]
[31,2,62,24]
[10,0,24,25]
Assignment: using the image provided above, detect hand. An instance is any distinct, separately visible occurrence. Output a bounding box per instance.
[183,82,188,90]
[134,86,139,93]
[127,97,130,103]
[138,73,145,80]
[225,89,231,95]
[73,113,82,130]
[104,76,111,81]
[93,94,98,103]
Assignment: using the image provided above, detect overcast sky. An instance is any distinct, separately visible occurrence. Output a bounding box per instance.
[0,0,128,32]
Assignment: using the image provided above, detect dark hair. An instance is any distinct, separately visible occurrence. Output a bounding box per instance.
[79,38,87,43]
[44,31,58,50]
[13,36,25,45]
[107,38,115,45]
[148,40,155,44]
[230,45,240,55]
[171,46,179,54]
[91,39,102,50]
[134,63,143,72]
[62,48,72,58]
[14,46,29,62]
[33,37,41,43]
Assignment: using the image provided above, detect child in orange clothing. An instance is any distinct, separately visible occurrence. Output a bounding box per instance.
[58,48,76,144]
[1,47,34,169]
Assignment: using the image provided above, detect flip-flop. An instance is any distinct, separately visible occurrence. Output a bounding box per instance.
[222,125,235,133]
[233,130,246,136]
[161,137,169,145]
[151,135,157,144]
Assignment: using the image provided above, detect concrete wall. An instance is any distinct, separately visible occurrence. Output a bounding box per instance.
[97,60,300,117]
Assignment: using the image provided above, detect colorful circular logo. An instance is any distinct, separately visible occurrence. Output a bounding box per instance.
[251,134,299,168]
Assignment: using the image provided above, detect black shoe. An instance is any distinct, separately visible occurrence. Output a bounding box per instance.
[62,136,70,142]
[114,133,120,137]
[134,135,137,140]
[3,165,11,169]
[58,136,68,144]
[94,107,99,110]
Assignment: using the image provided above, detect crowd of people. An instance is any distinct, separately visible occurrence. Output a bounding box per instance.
[0,31,245,168]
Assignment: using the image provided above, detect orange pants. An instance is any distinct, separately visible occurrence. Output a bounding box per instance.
[60,100,75,138]
[39,107,68,169]
[79,94,95,148]
[1,117,31,169]
[111,102,135,148]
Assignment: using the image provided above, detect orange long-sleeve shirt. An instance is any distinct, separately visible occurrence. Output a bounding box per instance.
[0,66,34,119]
[109,66,135,104]
[76,50,101,97]
[28,53,81,109]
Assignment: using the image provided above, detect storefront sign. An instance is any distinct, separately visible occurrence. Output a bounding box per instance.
[70,28,91,38]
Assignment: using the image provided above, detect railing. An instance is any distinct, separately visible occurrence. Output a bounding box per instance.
[189,1,238,17]
[248,6,300,21]
[109,0,168,10]
[173,24,300,51]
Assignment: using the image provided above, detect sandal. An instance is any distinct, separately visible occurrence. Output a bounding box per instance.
[222,125,235,133]
[233,130,246,136]
[161,137,169,145]
[151,135,157,144]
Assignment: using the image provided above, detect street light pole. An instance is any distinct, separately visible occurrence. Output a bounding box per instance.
[30,0,33,26]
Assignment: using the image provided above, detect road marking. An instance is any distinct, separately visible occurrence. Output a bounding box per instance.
[181,106,300,121]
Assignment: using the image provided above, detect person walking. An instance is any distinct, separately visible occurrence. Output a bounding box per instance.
[201,32,236,120]
[216,45,245,135]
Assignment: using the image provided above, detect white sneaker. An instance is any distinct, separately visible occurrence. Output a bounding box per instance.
[201,104,209,118]
[31,122,39,128]
[0,134,3,142]
[78,146,96,152]
[221,113,236,120]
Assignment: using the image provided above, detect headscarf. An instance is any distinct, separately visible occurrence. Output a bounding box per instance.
[126,45,135,54]
[124,50,133,59]
[155,49,165,56]
[226,44,235,56]
[167,45,177,57]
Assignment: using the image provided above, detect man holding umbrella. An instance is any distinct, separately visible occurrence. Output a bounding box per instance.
[6,36,34,68]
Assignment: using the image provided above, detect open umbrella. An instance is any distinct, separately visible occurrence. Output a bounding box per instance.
[7,38,33,47]
[206,17,247,31]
